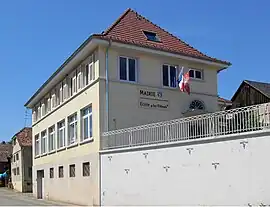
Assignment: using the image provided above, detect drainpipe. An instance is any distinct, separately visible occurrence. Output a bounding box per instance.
[105,39,112,132]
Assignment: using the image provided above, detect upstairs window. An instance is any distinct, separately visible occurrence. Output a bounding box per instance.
[57,120,66,149]
[189,69,203,80]
[119,56,136,82]
[81,106,93,141]
[68,113,77,145]
[41,130,47,154]
[35,134,40,156]
[48,126,55,152]
[143,31,160,42]
[163,64,177,88]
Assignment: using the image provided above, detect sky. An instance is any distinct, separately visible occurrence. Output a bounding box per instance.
[0,0,269,141]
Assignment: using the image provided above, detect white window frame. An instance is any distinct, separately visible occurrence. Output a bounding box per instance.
[68,113,78,145]
[32,110,37,123]
[59,83,63,104]
[37,106,41,120]
[63,80,68,100]
[51,93,56,109]
[77,68,83,91]
[41,130,47,154]
[81,106,93,141]
[118,56,137,82]
[57,120,66,149]
[189,68,203,80]
[162,64,177,88]
[35,134,40,156]
[47,97,51,113]
[48,125,55,152]
[72,71,77,95]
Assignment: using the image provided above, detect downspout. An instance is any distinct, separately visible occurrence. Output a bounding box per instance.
[105,39,112,132]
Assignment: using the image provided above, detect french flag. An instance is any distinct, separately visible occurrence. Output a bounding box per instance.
[177,67,190,95]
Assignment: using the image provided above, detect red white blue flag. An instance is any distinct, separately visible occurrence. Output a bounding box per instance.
[177,67,190,95]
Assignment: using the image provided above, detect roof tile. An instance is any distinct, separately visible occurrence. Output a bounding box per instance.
[96,8,230,65]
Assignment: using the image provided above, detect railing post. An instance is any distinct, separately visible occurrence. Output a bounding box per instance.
[166,124,170,142]
[129,132,133,147]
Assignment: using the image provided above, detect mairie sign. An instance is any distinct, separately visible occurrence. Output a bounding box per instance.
[139,89,164,99]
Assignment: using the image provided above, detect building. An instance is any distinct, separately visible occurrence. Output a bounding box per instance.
[24,8,231,205]
[0,143,12,174]
[11,127,33,192]
[230,80,270,108]
[218,96,232,110]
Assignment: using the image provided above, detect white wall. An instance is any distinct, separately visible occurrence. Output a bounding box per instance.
[101,131,270,206]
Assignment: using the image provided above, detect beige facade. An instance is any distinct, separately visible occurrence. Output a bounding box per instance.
[27,41,227,205]
[11,140,32,193]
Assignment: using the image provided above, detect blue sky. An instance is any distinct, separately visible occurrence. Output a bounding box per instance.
[0,0,269,141]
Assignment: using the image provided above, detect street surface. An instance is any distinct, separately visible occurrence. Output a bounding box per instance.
[0,188,72,206]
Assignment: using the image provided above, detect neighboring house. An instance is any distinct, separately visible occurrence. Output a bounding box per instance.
[230,80,270,108]
[24,8,231,205]
[11,127,32,193]
[0,143,12,174]
[218,96,232,110]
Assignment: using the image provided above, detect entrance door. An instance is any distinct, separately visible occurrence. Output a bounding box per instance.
[36,170,44,199]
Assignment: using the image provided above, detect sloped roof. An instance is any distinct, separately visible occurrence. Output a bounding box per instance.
[13,127,32,147]
[94,8,231,65]
[218,96,232,104]
[0,144,12,162]
[231,80,270,101]
[244,80,270,98]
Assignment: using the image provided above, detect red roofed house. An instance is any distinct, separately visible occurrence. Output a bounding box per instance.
[11,127,32,192]
[24,9,231,205]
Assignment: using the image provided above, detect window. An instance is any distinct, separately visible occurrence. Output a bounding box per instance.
[63,80,68,100]
[49,168,54,178]
[119,57,136,82]
[38,106,41,120]
[59,84,63,103]
[57,120,66,148]
[41,103,45,117]
[16,153,19,160]
[189,69,203,80]
[56,87,60,106]
[47,98,51,113]
[35,134,40,156]
[82,162,90,177]
[13,155,15,162]
[143,31,160,42]
[41,130,47,154]
[84,54,95,86]
[58,166,64,178]
[72,72,77,95]
[81,106,93,141]
[51,93,56,109]
[16,167,19,175]
[48,126,55,152]
[77,69,83,90]
[163,64,177,88]
[68,114,77,145]
[189,100,205,110]
[69,164,75,177]
[13,168,16,176]
[33,110,37,122]
[28,167,32,178]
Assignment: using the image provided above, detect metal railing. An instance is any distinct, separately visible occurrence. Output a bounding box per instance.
[101,102,270,150]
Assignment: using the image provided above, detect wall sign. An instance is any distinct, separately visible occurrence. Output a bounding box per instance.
[138,88,169,110]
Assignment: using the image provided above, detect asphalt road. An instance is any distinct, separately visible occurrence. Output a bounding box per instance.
[0,188,72,206]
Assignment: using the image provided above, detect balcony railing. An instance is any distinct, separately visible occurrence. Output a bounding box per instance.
[101,102,270,150]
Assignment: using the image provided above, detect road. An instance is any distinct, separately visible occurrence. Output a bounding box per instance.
[0,188,73,206]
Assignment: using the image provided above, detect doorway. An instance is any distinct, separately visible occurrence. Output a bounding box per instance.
[36,170,44,199]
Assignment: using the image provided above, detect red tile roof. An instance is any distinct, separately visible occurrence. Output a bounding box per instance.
[218,96,232,104]
[0,144,12,162]
[13,127,32,147]
[94,8,231,66]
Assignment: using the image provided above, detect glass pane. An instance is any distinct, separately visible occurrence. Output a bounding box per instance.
[170,66,176,87]
[85,65,89,85]
[84,118,89,139]
[89,115,92,137]
[163,65,169,86]
[119,57,127,80]
[195,70,202,79]
[128,59,136,81]
[189,70,194,78]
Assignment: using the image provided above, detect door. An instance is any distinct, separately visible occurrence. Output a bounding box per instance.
[36,170,44,199]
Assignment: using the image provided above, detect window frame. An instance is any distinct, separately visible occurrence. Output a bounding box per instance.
[69,164,76,177]
[68,113,78,145]
[35,134,40,156]
[49,167,54,178]
[58,166,64,178]
[48,125,55,152]
[57,120,66,149]
[118,56,137,83]
[162,64,177,88]
[41,130,47,155]
[82,162,90,177]
[189,68,204,80]
[81,106,93,142]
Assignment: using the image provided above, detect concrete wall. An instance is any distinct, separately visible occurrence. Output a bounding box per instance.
[101,131,270,206]
[99,46,220,131]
